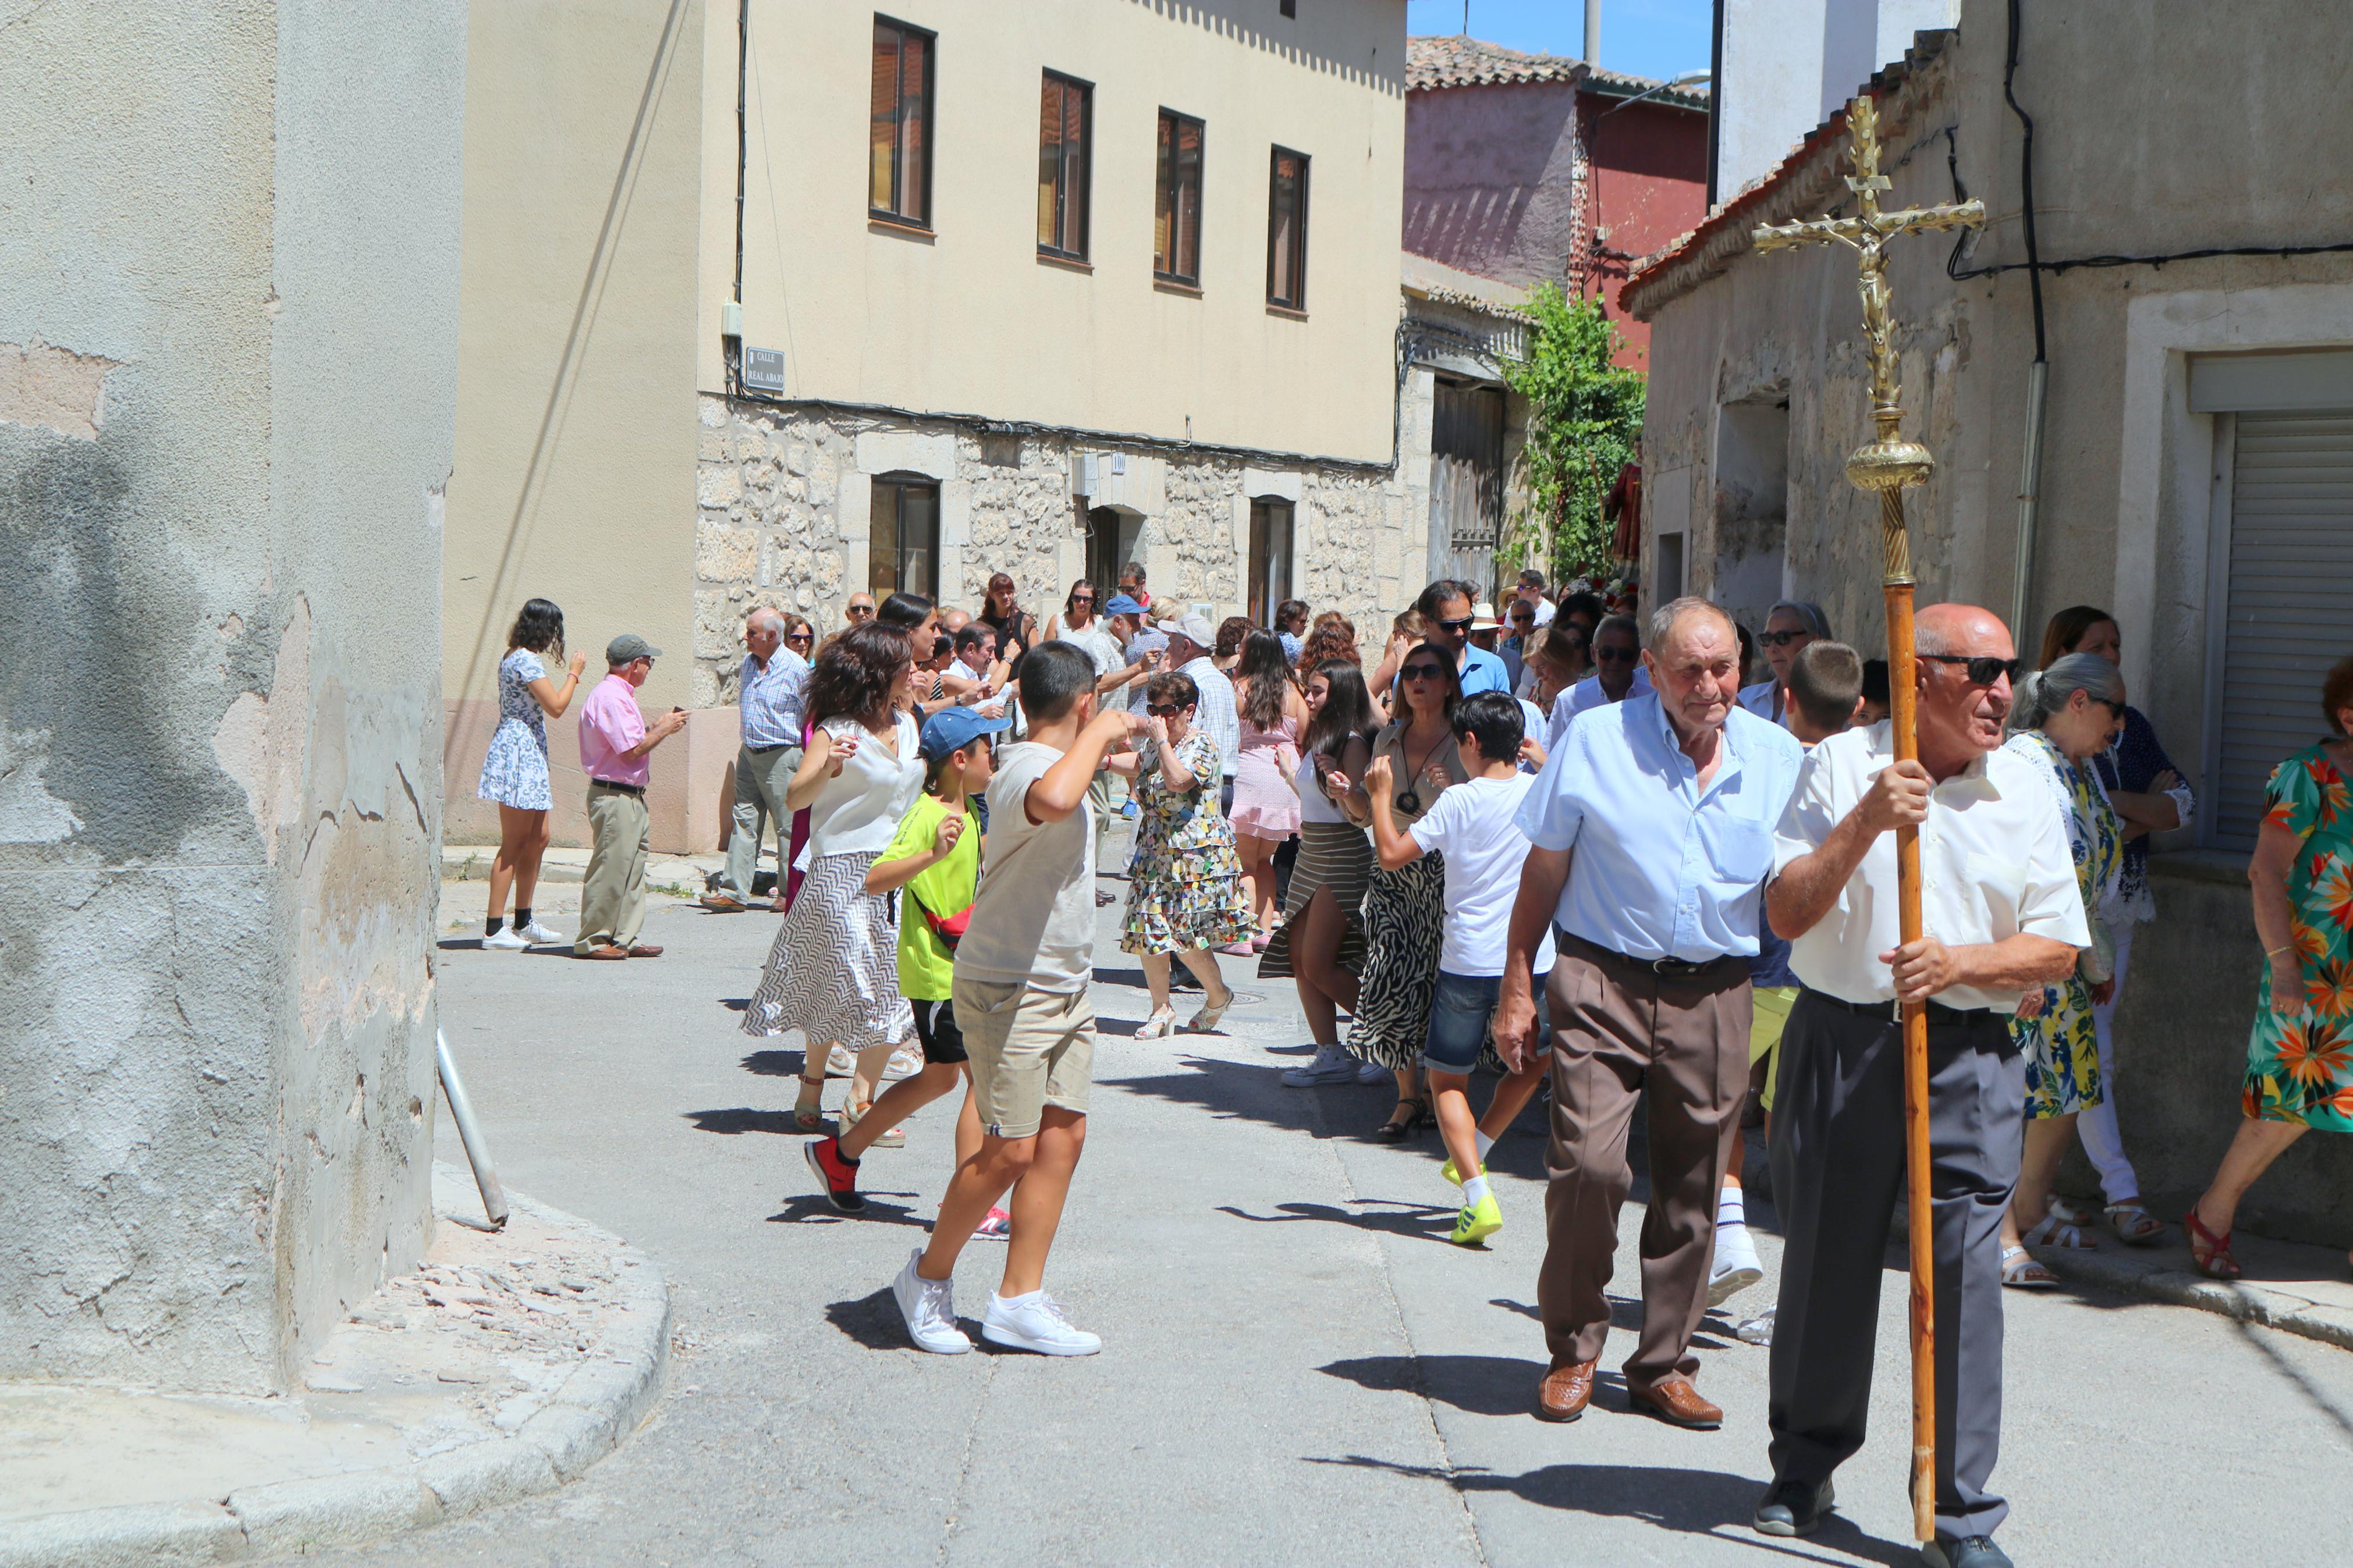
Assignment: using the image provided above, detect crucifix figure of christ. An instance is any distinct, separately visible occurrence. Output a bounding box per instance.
[1750,93,1983,1546]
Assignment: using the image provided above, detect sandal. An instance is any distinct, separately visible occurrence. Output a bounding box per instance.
[2046,1194,2099,1227]
[1374,1097,1425,1142]
[1999,1243,2059,1289]
[793,1068,826,1132]
[2106,1200,2166,1246]
[1134,1006,1178,1039]
[840,1101,904,1150]
[2020,1213,2097,1250]
[2183,1206,2242,1279]
[1186,985,1236,1033]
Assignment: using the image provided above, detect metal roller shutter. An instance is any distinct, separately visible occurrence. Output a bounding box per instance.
[2213,410,2353,848]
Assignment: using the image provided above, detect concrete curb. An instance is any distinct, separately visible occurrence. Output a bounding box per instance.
[0,1189,672,1568]
[2039,1245,2353,1352]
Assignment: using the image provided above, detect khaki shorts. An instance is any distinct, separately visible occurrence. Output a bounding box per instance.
[952,976,1096,1139]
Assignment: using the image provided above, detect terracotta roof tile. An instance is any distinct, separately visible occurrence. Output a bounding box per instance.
[1406,34,1708,107]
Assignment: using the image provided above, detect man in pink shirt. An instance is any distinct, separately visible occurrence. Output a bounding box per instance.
[575,634,687,959]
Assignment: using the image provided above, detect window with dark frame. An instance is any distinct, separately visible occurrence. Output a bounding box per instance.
[1247,499,1293,625]
[869,16,934,227]
[869,477,941,600]
[1037,71,1091,259]
[1154,109,1204,285]
[1266,146,1309,310]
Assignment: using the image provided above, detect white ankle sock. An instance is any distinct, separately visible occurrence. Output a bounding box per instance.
[1474,1130,1496,1161]
[1719,1189,1745,1228]
[1461,1175,1492,1206]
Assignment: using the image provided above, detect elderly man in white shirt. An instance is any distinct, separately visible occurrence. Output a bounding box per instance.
[1497,598,1804,1431]
[1751,604,2083,1566]
[1545,613,1653,748]
[1160,611,1240,811]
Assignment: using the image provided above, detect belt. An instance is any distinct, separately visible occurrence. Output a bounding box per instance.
[1559,928,1744,983]
[744,741,793,753]
[1801,986,1994,1028]
[588,778,645,797]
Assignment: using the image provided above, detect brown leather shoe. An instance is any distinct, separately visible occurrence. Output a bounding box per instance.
[1627,1376,1722,1430]
[1535,1359,1598,1423]
[577,944,629,961]
[700,893,747,912]
[626,944,664,958]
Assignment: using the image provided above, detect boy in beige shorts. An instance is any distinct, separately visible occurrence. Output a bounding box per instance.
[892,641,1144,1356]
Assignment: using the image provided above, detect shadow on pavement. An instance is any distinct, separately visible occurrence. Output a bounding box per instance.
[1317,1353,1551,1417]
[1215,1199,1456,1243]
[1305,1456,1917,1566]
[1104,1054,1378,1140]
[825,1288,914,1350]
[741,1048,807,1077]
[776,1195,928,1231]
[684,1107,803,1136]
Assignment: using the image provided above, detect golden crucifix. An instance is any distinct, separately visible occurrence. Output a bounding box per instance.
[1751,94,1982,1546]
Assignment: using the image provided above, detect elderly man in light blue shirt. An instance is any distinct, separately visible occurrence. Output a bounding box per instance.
[705,607,807,911]
[1495,596,1804,1430]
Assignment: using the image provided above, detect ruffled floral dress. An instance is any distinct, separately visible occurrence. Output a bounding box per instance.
[2004,730,2121,1119]
[477,648,552,810]
[1122,729,1254,956]
[2245,743,2353,1130]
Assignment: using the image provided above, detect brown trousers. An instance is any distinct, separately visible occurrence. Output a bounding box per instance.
[1538,933,1752,1385]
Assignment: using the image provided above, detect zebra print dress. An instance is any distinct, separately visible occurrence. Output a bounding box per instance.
[1345,852,1447,1071]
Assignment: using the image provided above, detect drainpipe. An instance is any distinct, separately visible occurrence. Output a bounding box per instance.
[1585,0,1600,64]
[2004,0,2048,643]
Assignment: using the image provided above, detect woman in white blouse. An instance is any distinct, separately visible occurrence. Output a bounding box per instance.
[743,623,927,1138]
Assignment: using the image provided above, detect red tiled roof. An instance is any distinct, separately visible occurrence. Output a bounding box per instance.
[1407,34,1708,108]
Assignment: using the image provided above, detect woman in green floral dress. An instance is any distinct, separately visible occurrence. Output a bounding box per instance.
[1111,669,1254,1038]
[1997,656,2126,1286]
[2187,654,2353,1279]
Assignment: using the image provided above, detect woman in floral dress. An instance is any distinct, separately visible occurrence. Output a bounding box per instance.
[1996,655,2126,1286]
[1112,670,1252,1037]
[475,598,585,950]
[2187,653,2353,1279]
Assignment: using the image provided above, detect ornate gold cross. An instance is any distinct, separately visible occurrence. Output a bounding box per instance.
[1751,95,1982,584]
[1748,94,1982,1548]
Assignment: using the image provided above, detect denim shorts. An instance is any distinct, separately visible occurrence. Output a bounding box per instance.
[1422,969,1503,1075]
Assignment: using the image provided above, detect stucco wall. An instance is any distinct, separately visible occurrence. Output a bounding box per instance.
[1581,98,1709,366]
[717,0,1407,462]
[0,1,464,1393]
[1404,81,1580,291]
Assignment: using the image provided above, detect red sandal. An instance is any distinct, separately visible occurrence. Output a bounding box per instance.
[2182,1206,2242,1280]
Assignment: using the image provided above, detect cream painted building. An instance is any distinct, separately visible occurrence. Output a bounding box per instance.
[445,0,1417,851]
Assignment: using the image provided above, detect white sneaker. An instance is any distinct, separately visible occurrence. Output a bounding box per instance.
[516,919,567,945]
[1709,1222,1765,1307]
[981,1290,1101,1356]
[1356,1057,1392,1085]
[482,926,529,951]
[1737,1306,1776,1346]
[892,1249,970,1354]
[1282,1046,1360,1087]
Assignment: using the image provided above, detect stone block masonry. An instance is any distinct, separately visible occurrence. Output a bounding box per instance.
[693,395,1417,701]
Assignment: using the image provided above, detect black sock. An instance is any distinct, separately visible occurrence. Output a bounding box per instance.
[485,916,504,936]
[514,906,532,929]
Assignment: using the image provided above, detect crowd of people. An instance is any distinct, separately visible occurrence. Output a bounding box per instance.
[470,562,2353,1568]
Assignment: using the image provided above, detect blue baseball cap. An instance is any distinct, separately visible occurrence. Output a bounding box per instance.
[919,704,1013,761]
[1103,593,1145,616]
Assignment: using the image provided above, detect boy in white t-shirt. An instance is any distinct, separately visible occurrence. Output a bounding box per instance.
[890,642,1144,1357]
[1365,691,1556,1247]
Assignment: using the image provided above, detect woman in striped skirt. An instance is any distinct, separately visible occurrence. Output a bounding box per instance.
[743,623,925,1140]
[1262,659,1381,1087]
[1341,643,1468,1139]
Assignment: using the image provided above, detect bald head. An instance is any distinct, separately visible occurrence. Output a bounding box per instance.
[747,606,785,634]
[745,606,785,662]
[1915,603,2011,659]
[1914,603,2016,769]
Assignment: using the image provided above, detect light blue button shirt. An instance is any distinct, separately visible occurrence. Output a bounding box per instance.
[1515,693,1805,962]
[1458,644,1512,696]
[737,649,808,749]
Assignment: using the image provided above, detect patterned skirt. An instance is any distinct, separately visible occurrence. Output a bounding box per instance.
[1121,867,1255,956]
[1346,852,1447,1070]
[476,718,552,812]
[1258,822,1371,980]
[742,851,913,1058]
[2012,976,2103,1121]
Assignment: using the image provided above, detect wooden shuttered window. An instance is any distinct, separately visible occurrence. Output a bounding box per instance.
[869,17,934,226]
[1266,147,1308,310]
[1038,72,1091,259]
[1155,110,1204,285]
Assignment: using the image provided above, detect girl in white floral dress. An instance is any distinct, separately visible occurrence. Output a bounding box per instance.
[477,598,584,949]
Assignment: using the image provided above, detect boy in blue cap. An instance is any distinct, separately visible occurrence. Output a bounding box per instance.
[804,705,1009,1224]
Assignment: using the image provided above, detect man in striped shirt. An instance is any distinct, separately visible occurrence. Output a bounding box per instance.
[705,607,808,911]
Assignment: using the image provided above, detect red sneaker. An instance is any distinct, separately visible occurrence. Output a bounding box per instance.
[971,1206,1012,1241]
[803,1137,864,1213]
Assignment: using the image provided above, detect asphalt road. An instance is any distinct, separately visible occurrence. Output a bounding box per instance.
[315,883,2353,1567]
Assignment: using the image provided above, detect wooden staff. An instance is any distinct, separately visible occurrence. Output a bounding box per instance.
[1751,94,1983,1544]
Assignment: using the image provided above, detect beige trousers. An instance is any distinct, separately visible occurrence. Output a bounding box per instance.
[574,783,650,952]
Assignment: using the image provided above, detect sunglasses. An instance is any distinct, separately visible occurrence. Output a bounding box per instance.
[1070,595,1095,605]
[2095,697,2126,720]
[1435,616,1475,634]
[847,605,875,617]
[1594,646,1638,663]
[1145,702,1188,716]
[1920,654,2022,687]
[1400,663,1449,681]
[1761,629,1812,648]
[786,631,812,644]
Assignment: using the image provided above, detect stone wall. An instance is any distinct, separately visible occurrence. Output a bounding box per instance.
[691,395,1415,699]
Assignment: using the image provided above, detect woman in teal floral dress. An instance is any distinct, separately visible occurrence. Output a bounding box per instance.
[2187,654,2353,1279]
[1997,656,2126,1285]
[1111,670,1254,1037]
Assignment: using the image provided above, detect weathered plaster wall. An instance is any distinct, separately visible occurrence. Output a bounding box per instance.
[1404,81,1580,292]
[0,1,465,1393]
[690,397,1413,700]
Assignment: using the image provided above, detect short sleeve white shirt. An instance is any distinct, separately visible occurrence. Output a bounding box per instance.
[1770,721,2092,1011]
[1410,773,1555,977]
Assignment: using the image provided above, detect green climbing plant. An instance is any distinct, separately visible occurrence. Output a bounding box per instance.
[1500,285,1646,584]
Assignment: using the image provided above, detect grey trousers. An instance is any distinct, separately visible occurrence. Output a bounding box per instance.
[717,741,800,896]
[1766,989,2024,1540]
[575,783,649,952]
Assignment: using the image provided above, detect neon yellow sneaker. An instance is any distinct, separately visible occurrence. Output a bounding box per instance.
[1441,1157,1488,1186]
[1450,1192,1503,1247]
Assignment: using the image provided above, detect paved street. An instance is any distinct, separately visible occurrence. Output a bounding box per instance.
[320,884,2353,1567]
